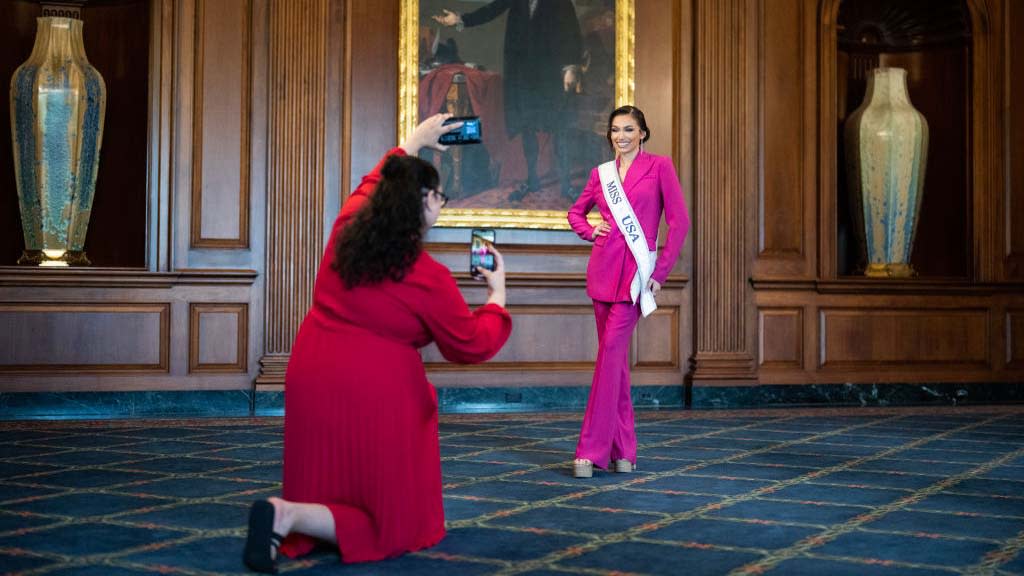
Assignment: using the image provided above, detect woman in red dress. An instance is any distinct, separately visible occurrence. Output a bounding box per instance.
[243,114,512,573]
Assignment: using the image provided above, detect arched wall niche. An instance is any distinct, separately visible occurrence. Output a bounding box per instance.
[817,0,997,280]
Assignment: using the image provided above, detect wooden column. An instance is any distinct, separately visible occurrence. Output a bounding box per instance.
[691,0,758,381]
[257,0,331,384]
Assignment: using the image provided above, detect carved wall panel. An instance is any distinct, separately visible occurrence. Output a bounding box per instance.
[759,308,803,369]
[820,308,989,370]
[190,303,248,372]
[189,0,253,248]
[0,303,170,373]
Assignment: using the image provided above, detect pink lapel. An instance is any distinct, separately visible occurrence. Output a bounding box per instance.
[620,151,656,200]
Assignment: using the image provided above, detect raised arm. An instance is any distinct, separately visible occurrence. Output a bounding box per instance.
[651,157,690,284]
[336,148,404,231]
[459,0,513,28]
[333,113,460,235]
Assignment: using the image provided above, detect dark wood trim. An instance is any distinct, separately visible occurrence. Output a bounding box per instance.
[1008,308,1024,369]
[751,278,1024,295]
[189,302,249,373]
[149,0,175,271]
[0,268,257,288]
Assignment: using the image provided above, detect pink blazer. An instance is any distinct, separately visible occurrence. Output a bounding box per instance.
[567,151,690,303]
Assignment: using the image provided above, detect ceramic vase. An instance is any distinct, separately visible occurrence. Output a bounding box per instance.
[844,67,928,278]
[10,16,106,266]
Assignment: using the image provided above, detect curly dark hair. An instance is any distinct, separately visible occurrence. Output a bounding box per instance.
[332,155,440,288]
[606,105,651,149]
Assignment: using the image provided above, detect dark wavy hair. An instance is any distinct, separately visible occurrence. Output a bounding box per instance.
[606,105,651,149]
[332,155,440,288]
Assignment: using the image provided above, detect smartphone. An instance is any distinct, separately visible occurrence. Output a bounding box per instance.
[470,228,496,279]
[439,116,483,145]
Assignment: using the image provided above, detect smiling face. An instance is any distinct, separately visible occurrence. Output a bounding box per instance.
[608,113,646,157]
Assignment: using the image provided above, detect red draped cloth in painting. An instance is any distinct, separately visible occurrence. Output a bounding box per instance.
[278,148,512,563]
[419,64,551,186]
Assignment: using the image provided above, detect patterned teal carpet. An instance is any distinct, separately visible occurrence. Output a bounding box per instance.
[1,406,1023,575]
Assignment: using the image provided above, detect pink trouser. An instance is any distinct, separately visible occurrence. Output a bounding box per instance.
[575,299,641,469]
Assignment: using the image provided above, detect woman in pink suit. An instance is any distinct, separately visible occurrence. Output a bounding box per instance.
[242,114,512,573]
[567,105,690,478]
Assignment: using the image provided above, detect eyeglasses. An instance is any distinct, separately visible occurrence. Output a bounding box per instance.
[423,188,449,208]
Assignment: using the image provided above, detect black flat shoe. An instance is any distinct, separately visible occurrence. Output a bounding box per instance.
[243,500,285,574]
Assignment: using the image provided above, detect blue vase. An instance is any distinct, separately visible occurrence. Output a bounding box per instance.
[10,16,106,266]
[844,67,929,278]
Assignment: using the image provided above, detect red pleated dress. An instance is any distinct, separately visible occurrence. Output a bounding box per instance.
[278,148,512,563]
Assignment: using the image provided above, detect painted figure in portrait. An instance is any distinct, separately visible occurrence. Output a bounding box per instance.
[418,0,617,212]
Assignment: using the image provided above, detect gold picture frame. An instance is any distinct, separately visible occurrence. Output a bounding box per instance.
[399,0,635,229]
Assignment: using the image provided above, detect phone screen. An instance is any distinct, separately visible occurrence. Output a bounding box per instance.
[439,116,483,145]
[470,228,496,278]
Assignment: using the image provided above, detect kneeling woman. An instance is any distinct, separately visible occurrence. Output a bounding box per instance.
[243,114,512,572]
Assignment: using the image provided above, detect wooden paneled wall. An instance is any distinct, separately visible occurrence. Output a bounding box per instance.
[256,0,337,384]
[752,0,1024,386]
[1,0,1022,394]
[691,0,758,383]
[189,0,252,250]
[1009,0,1024,278]
[252,0,694,392]
[0,0,264,391]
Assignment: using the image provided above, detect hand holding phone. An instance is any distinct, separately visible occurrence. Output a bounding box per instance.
[470,228,496,279]
[470,229,506,307]
[440,116,483,146]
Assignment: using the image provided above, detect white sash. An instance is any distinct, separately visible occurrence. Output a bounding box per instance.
[597,160,657,317]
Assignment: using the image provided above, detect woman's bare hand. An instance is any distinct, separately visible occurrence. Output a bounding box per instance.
[400,113,461,155]
[591,220,611,240]
[476,243,506,308]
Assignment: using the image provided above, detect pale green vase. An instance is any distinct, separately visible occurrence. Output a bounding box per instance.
[844,67,929,278]
[10,16,107,266]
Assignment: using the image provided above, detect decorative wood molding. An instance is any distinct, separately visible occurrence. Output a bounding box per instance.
[150,0,175,270]
[189,303,249,373]
[817,0,841,280]
[1008,309,1024,369]
[425,362,598,373]
[260,0,330,374]
[690,352,758,381]
[751,277,1024,295]
[0,303,170,374]
[257,353,289,385]
[692,0,758,381]
[634,306,681,369]
[819,307,991,370]
[759,307,803,369]
[756,0,806,265]
[1007,0,1024,279]
[427,243,595,257]
[967,0,1004,282]
[189,0,253,249]
[425,304,598,371]
[0,268,257,288]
